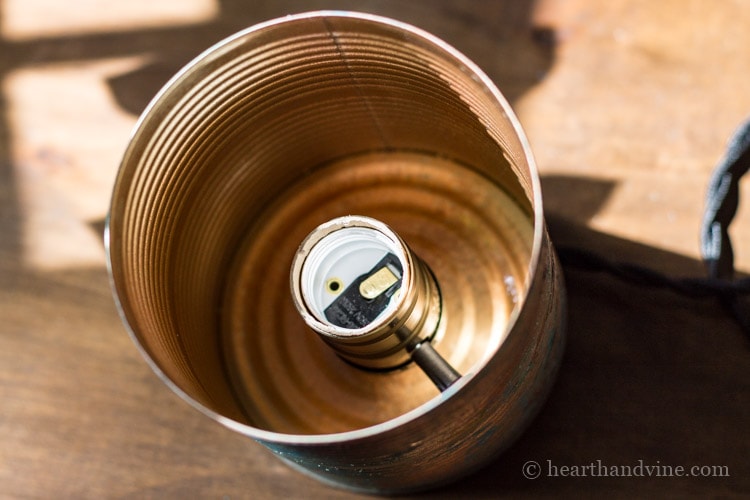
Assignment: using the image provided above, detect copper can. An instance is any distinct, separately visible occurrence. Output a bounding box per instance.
[106,11,566,493]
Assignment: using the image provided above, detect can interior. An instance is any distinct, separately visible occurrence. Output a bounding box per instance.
[108,13,537,434]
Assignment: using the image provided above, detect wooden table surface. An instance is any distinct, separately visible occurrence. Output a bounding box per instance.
[1,0,748,497]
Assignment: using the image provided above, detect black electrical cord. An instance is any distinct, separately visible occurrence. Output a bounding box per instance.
[701,118,750,334]
[555,117,750,338]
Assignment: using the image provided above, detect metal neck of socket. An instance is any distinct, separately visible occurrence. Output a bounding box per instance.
[290,216,442,370]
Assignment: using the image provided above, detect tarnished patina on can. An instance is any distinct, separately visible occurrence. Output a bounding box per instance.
[106,11,566,493]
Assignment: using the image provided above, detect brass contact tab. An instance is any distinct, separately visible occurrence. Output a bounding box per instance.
[359,263,401,300]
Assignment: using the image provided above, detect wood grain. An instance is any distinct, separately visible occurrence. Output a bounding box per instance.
[1,0,748,497]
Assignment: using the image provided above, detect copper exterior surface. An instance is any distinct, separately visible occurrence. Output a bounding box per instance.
[106,11,566,493]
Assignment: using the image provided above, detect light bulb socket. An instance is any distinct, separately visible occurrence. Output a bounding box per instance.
[291,215,442,370]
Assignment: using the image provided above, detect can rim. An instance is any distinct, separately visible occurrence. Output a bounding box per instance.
[104,9,544,446]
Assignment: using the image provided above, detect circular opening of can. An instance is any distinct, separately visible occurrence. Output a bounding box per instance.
[106,11,553,455]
